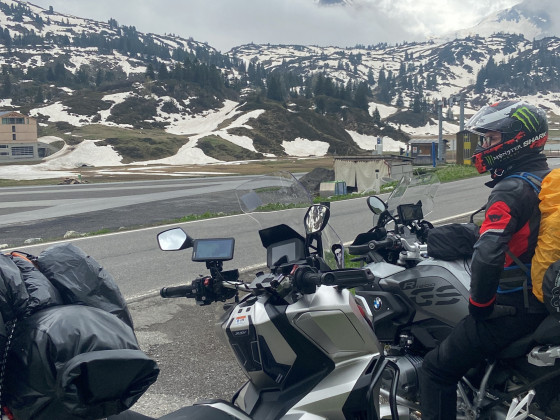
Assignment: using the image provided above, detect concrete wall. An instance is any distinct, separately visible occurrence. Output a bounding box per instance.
[334,157,413,193]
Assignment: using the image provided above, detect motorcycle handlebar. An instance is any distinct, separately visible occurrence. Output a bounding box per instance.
[370,236,399,250]
[160,284,196,299]
[348,235,399,256]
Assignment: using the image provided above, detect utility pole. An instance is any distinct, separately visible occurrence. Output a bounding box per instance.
[437,101,444,161]
[459,96,465,132]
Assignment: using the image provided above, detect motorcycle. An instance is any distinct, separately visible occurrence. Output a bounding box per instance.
[109,172,387,420]
[347,172,560,420]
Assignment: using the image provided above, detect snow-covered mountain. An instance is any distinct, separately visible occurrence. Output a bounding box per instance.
[442,0,559,42]
[0,0,559,177]
[0,0,221,77]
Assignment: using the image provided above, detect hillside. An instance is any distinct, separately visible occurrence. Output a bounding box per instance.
[0,0,559,177]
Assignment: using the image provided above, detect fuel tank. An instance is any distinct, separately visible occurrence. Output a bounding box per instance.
[380,258,470,326]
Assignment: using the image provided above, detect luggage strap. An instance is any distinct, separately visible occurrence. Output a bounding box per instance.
[503,251,531,309]
[506,172,543,194]
[0,319,16,407]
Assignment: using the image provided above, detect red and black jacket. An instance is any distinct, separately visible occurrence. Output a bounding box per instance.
[469,162,550,310]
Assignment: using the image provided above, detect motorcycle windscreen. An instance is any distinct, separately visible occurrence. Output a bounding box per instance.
[385,172,440,220]
[235,172,343,269]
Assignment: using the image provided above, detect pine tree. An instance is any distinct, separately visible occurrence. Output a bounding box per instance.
[372,107,381,124]
[34,87,44,103]
[1,73,11,97]
[157,63,169,80]
[367,68,375,85]
[353,81,370,111]
[266,73,283,101]
[396,93,404,108]
[96,69,104,86]
[145,63,155,80]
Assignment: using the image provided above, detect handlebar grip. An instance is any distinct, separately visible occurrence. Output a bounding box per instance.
[160,284,196,298]
[295,268,322,294]
[302,270,322,284]
[348,236,398,256]
[321,268,373,288]
[370,236,398,250]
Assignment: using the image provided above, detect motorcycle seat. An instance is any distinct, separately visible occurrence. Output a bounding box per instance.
[497,314,560,360]
[533,314,560,346]
[497,334,535,360]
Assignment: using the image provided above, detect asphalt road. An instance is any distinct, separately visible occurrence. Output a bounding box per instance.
[2,174,493,299]
[0,176,256,247]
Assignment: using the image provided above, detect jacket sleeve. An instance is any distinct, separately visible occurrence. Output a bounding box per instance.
[469,179,537,307]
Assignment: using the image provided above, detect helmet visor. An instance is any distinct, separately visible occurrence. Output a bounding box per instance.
[465,101,525,137]
[476,131,503,150]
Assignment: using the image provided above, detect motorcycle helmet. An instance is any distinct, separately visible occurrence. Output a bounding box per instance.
[466,100,548,175]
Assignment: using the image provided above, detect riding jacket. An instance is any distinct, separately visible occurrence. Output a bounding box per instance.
[469,156,550,310]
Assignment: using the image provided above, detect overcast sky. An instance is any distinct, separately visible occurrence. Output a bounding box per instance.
[28,0,521,52]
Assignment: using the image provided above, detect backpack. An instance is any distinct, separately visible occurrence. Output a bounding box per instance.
[508,168,560,315]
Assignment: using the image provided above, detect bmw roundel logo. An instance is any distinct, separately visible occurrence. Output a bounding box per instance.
[373,297,382,310]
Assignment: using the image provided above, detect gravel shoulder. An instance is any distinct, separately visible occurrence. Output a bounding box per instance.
[125,270,259,418]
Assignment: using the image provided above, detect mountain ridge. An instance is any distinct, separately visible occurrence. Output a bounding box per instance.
[0,0,559,169]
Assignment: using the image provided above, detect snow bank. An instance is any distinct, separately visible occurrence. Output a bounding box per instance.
[42,140,123,169]
[282,138,329,156]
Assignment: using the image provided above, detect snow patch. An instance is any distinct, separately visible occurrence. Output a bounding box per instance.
[43,140,123,169]
[30,102,91,127]
[166,100,240,135]
[369,102,399,119]
[138,142,220,165]
[347,131,406,152]
[38,136,64,144]
[282,138,329,157]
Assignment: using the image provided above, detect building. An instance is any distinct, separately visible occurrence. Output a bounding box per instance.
[0,111,39,161]
[409,139,449,165]
[334,156,413,193]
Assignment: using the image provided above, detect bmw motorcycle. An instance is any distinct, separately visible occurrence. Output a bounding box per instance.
[348,172,560,420]
[109,172,389,420]
[111,171,560,420]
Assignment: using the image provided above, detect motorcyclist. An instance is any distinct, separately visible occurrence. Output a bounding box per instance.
[419,100,550,419]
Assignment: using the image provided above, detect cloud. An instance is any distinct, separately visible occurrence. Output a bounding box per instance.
[28,0,521,51]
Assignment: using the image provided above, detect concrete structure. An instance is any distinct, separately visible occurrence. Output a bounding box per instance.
[0,111,39,161]
[334,156,413,193]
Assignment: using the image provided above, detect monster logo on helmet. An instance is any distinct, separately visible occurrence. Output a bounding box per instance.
[512,107,539,131]
[466,100,548,175]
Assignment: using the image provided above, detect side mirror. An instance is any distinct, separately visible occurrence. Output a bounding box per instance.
[304,204,330,235]
[367,196,387,215]
[157,227,194,251]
